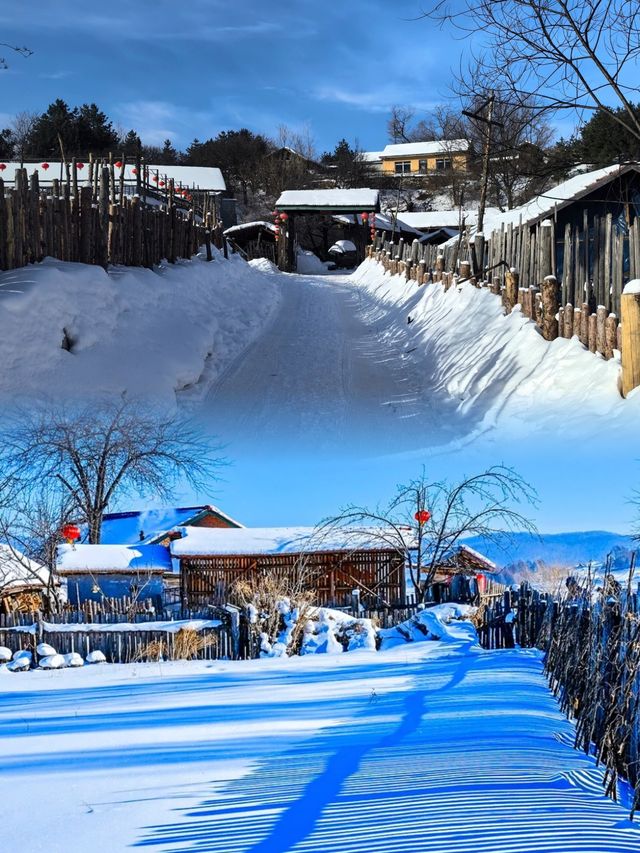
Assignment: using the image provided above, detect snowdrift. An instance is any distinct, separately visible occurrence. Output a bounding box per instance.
[0,250,281,407]
[379,603,478,649]
[351,258,638,437]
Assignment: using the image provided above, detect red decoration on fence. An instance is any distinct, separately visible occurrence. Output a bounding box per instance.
[76,162,84,170]
[0,164,6,171]
[152,175,159,182]
[41,163,50,170]
[61,523,81,543]
[279,212,288,221]
[131,167,138,175]
[115,161,123,169]
[414,509,431,523]
[159,181,165,187]
[476,573,486,594]
[361,212,369,222]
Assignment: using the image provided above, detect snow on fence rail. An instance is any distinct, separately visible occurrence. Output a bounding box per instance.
[371,218,640,394]
[0,165,223,273]
[0,607,242,663]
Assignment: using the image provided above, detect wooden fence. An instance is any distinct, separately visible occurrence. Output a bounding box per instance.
[0,164,223,273]
[371,225,640,394]
[544,574,640,818]
[0,604,250,663]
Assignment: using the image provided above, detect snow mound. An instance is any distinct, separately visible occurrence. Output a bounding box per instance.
[0,253,281,407]
[379,603,477,649]
[63,652,84,668]
[248,257,279,275]
[86,650,107,664]
[12,649,32,662]
[0,646,12,662]
[37,642,57,657]
[39,654,66,669]
[6,657,30,672]
[296,249,332,275]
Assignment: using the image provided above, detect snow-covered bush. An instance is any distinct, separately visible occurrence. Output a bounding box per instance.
[39,654,65,669]
[379,603,478,650]
[301,608,377,655]
[63,652,84,667]
[6,656,31,672]
[0,646,12,663]
[86,650,106,664]
[37,643,57,658]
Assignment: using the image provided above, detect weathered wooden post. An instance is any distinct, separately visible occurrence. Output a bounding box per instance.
[604,313,617,360]
[504,267,519,312]
[459,260,471,282]
[541,274,560,340]
[435,253,444,282]
[621,282,640,396]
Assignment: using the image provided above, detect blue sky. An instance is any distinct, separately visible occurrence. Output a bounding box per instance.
[0,0,464,153]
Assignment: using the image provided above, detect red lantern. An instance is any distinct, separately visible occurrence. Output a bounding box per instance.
[361,212,369,222]
[115,161,123,169]
[61,523,81,543]
[414,509,431,523]
[280,212,288,221]
[41,162,50,170]
[131,167,137,175]
[77,162,84,170]
[152,175,159,183]
[476,573,487,594]
[159,180,165,187]
[0,164,6,171]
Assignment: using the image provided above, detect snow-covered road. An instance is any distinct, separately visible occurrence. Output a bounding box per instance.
[1,644,637,852]
[196,271,466,456]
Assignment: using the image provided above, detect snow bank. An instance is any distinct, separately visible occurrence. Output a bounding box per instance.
[379,603,477,649]
[11,618,221,635]
[352,259,636,436]
[301,607,377,655]
[296,249,332,275]
[0,251,281,407]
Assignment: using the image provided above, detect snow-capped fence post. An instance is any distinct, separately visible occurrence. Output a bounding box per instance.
[503,267,519,312]
[621,283,640,395]
[541,275,560,340]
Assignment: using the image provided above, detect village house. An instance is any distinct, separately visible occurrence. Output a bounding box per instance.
[56,543,173,606]
[170,526,497,610]
[96,504,244,546]
[0,544,53,614]
[368,140,471,176]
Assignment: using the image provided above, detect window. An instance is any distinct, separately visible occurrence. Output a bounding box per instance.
[435,157,452,171]
[394,160,411,174]
[418,159,428,173]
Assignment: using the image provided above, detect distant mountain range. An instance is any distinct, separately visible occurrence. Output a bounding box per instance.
[463,531,637,582]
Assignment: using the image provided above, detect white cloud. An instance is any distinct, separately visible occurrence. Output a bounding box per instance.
[313,85,439,115]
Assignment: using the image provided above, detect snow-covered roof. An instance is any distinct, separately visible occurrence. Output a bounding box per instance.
[360,151,384,163]
[397,210,497,230]
[276,188,380,211]
[97,504,243,546]
[224,220,276,237]
[381,140,470,158]
[482,163,640,234]
[57,543,172,574]
[0,162,226,191]
[0,545,50,592]
[170,526,404,557]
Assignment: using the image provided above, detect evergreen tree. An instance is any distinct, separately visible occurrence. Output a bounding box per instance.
[158,138,179,165]
[25,99,78,158]
[322,138,368,188]
[121,129,142,158]
[578,105,640,166]
[0,128,14,159]
[76,103,119,155]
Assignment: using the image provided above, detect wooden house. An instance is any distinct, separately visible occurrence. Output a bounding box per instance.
[97,504,243,547]
[57,543,173,605]
[171,527,407,609]
[0,545,53,613]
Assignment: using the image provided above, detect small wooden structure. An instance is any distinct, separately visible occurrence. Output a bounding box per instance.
[274,188,380,272]
[57,543,172,605]
[171,527,406,609]
[0,545,52,614]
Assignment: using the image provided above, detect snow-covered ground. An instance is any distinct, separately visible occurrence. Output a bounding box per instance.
[1,641,637,852]
[0,250,280,408]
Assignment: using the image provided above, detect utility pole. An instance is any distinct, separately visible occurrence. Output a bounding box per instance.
[462,92,502,276]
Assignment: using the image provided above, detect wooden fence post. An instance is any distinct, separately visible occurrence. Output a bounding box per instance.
[541,274,560,340]
[621,285,640,396]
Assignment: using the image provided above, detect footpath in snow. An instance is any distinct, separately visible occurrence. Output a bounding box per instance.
[1,642,637,852]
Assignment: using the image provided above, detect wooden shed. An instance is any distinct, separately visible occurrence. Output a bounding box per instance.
[171,527,407,609]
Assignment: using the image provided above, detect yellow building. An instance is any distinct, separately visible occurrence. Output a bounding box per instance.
[378,140,470,175]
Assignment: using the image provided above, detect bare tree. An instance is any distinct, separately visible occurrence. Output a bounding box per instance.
[0,398,224,545]
[0,42,32,71]
[10,111,38,165]
[424,1,640,143]
[321,467,538,602]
